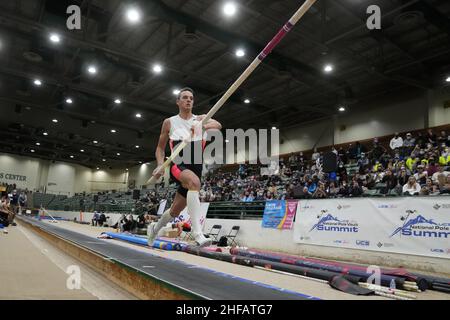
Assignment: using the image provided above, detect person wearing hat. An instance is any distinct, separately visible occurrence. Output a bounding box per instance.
[403,132,415,156]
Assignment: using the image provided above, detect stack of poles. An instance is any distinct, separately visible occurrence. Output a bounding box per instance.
[229,248,424,292]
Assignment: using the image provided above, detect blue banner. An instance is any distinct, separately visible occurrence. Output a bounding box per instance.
[262,200,286,229]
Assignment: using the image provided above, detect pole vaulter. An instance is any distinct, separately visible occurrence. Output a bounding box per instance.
[146,0,318,186]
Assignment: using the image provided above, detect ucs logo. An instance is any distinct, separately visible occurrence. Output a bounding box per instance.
[356,240,370,246]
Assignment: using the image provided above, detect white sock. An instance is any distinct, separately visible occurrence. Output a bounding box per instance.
[153,209,173,234]
[187,191,203,235]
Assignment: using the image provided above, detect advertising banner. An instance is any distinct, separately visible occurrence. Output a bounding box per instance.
[294,197,450,258]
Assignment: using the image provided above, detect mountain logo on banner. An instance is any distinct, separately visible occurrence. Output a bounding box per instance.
[309,214,359,233]
[390,214,450,238]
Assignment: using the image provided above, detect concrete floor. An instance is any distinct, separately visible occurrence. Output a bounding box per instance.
[0,223,136,300]
[37,220,449,300]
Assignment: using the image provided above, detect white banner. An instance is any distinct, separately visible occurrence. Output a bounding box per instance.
[172,203,210,231]
[294,197,450,258]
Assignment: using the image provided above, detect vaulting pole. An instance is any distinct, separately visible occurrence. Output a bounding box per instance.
[146,0,318,185]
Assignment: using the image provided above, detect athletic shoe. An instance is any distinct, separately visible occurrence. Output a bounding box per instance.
[147,223,157,246]
[3,229,8,234]
[12,222,17,226]
[194,232,212,247]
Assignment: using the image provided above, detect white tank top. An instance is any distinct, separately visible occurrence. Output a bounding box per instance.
[169,114,203,142]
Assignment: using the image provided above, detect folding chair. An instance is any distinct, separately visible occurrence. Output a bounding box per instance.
[206,224,222,243]
[225,226,240,247]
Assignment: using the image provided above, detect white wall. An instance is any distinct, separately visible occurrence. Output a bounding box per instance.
[334,93,426,144]
[128,162,157,189]
[429,86,450,127]
[277,88,449,155]
[90,169,129,192]
[46,162,76,196]
[0,153,41,190]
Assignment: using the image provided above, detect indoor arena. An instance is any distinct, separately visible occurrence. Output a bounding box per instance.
[0,0,449,305]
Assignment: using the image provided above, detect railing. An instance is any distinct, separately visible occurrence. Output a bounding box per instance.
[207,201,266,220]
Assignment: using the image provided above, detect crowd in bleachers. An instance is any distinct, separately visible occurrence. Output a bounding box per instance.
[31,127,450,212]
[200,128,450,201]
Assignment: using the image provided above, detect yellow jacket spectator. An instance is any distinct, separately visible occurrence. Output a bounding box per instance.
[405,157,418,171]
[439,155,450,166]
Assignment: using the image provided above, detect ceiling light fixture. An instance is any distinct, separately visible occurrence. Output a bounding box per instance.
[49,33,61,43]
[223,2,237,17]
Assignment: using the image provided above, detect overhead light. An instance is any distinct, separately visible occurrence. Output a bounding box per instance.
[135,113,142,118]
[52,119,58,123]
[80,149,84,152]
[244,99,250,104]
[102,159,106,162]
[30,149,35,153]
[173,89,181,95]
[235,49,245,57]
[93,140,98,144]
[111,129,117,133]
[49,33,61,43]
[114,99,121,104]
[324,64,334,73]
[152,64,163,74]
[87,66,97,74]
[43,132,48,136]
[33,79,42,86]
[65,98,73,104]
[339,106,346,112]
[70,155,74,159]
[117,153,121,156]
[225,139,230,143]
[135,145,140,149]
[126,8,141,23]
[223,2,237,17]
[36,142,40,146]
[446,76,450,83]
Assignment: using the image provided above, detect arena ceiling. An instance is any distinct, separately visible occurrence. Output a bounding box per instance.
[0,0,449,169]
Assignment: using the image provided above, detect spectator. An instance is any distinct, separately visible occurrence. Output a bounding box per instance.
[416,132,426,149]
[303,179,317,198]
[437,130,447,146]
[403,132,415,152]
[390,132,403,150]
[92,211,100,226]
[348,181,363,197]
[440,175,450,194]
[426,129,437,147]
[439,147,450,166]
[413,165,428,185]
[313,182,328,199]
[420,178,439,196]
[311,148,320,161]
[18,191,27,214]
[403,176,421,196]
[10,190,19,215]
[432,165,450,183]
[369,140,386,162]
[338,181,350,197]
[327,181,339,198]
[381,170,397,194]
[240,191,254,202]
[98,212,107,226]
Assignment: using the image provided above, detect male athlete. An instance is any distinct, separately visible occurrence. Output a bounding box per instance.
[147,88,222,247]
